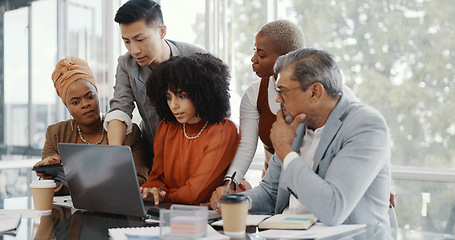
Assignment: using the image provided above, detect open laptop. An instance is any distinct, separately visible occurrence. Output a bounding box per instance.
[58,143,221,222]
[58,143,148,218]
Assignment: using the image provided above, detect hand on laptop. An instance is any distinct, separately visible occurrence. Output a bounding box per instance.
[140,187,166,205]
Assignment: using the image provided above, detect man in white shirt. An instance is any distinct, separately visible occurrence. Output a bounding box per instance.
[241,48,391,226]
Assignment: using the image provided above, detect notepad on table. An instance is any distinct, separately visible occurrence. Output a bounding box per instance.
[0,214,21,233]
[258,214,317,230]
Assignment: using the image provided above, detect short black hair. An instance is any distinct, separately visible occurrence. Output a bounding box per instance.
[114,0,163,27]
[146,53,231,124]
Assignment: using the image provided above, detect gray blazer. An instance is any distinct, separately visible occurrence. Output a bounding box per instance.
[107,40,206,157]
[245,94,391,226]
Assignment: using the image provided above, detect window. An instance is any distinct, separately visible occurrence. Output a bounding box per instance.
[276,0,455,170]
[160,1,205,49]
[4,6,31,148]
[1,0,123,154]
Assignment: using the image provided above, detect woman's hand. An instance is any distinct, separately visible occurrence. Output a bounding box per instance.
[209,179,252,212]
[34,154,61,178]
[140,187,166,205]
[35,154,61,166]
[210,182,234,212]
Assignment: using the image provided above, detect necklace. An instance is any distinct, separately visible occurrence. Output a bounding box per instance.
[183,121,208,140]
[77,125,105,144]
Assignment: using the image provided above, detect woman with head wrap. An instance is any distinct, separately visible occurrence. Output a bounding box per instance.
[34,56,149,194]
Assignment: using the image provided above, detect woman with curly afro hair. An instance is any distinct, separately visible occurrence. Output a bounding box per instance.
[140,53,240,205]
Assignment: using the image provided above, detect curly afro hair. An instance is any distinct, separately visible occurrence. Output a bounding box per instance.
[146,53,231,124]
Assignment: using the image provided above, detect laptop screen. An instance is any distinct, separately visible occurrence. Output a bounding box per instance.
[58,143,147,217]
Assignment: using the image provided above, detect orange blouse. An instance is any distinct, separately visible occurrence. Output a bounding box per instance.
[141,118,240,205]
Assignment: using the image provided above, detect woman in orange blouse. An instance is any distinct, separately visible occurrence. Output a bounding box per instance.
[140,53,240,205]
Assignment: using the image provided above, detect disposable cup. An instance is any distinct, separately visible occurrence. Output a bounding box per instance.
[30,180,56,214]
[220,193,249,237]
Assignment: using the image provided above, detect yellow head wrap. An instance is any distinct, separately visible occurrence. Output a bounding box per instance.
[51,56,97,105]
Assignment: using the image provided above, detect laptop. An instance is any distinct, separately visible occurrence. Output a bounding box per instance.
[58,143,222,222]
[58,143,148,218]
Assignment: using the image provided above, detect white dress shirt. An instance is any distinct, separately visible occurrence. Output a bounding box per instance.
[283,126,324,214]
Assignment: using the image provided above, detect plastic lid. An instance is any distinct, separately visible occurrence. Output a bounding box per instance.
[220,193,248,204]
[30,180,56,188]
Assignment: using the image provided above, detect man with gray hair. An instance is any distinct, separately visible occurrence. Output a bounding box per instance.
[243,48,391,226]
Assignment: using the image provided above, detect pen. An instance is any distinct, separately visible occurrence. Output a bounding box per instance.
[217,171,236,209]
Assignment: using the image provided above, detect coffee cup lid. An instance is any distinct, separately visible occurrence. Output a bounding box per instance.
[220,193,248,203]
[30,180,56,188]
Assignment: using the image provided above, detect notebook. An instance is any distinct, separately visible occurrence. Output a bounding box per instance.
[58,143,147,218]
[257,213,317,230]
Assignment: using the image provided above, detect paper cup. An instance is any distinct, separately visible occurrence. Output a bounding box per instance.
[220,194,249,237]
[30,180,56,214]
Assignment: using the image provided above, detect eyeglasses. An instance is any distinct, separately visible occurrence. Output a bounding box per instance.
[275,86,302,101]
